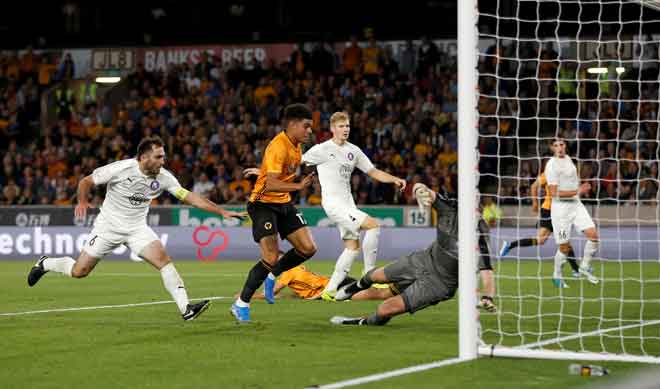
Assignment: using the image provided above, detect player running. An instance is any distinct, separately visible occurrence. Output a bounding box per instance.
[544,138,599,287]
[231,103,317,322]
[301,111,406,301]
[329,183,493,326]
[499,160,582,283]
[27,136,246,321]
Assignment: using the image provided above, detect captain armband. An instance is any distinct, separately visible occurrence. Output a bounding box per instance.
[173,187,190,201]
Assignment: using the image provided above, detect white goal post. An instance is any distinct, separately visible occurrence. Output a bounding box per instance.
[458,0,660,364]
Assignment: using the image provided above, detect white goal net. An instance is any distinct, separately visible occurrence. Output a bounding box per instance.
[474,0,660,363]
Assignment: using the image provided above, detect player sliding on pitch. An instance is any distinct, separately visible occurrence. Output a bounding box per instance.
[330,183,492,326]
[27,136,246,321]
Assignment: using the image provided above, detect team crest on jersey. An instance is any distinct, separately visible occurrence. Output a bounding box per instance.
[150,180,160,190]
[347,152,354,161]
[264,222,272,230]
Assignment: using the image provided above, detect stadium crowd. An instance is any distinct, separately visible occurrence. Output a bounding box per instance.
[0,35,658,207]
[479,40,660,205]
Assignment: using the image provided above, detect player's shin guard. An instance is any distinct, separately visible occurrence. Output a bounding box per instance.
[325,249,360,293]
[239,260,272,303]
[553,250,567,279]
[160,263,189,314]
[43,256,75,276]
[582,240,599,269]
[362,227,380,273]
[271,249,311,276]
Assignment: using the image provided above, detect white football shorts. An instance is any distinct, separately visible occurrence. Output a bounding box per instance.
[550,199,595,244]
[323,202,368,241]
[83,223,160,259]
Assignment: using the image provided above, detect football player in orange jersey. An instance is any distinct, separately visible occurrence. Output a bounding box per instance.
[231,104,317,322]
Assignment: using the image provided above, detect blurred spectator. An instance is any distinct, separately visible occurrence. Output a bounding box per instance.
[192,172,214,198]
[0,35,655,209]
[343,35,362,75]
[57,53,75,81]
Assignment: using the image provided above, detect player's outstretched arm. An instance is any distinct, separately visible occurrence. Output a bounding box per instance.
[75,175,96,219]
[367,168,406,191]
[181,190,247,219]
[264,172,315,193]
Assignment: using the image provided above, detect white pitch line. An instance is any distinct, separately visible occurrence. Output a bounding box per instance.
[304,357,466,389]
[0,296,229,317]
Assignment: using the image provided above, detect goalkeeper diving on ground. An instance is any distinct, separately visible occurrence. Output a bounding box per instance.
[329,183,495,326]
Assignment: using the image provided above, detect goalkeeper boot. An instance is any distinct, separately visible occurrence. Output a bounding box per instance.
[27,255,49,287]
[579,266,599,285]
[330,316,365,325]
[552,278,570,289]
[477,296,497,313]
[264,274,275,304]
[499,241,512,258]
[230,302,251,323]
[320,290,336,302]
[182,300,211,321]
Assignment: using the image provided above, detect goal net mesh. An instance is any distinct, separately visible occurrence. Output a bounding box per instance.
[476,0,660,359]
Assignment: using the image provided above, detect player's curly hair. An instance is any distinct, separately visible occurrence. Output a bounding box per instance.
[136,136,165,160]
[283,103,312,122]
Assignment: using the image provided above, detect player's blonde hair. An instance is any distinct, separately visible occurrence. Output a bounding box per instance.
[330,111,349,127]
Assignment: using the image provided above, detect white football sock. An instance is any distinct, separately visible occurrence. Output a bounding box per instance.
[43,256,75,277]
[325,248,360,293]
[554,250,567,279]
[235,298,249,308]
[362,227,381,273]
[160,263,189,314]
[581,240,599,269]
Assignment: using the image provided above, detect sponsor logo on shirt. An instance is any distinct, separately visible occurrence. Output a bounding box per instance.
[340,164,352,178]
[129,193,149,206]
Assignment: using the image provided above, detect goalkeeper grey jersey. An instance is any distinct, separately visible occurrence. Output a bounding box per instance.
[422,193,490,287]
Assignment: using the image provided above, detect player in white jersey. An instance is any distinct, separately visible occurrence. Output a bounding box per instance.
[27,136,246,321]
[301,112,406,301]
[544,138,600,287]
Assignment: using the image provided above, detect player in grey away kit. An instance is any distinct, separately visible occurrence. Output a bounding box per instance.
[330,183,493,325]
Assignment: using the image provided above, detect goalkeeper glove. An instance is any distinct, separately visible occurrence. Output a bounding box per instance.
[413,183,433,212]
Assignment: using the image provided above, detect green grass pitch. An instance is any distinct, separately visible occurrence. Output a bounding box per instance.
[1,259,658,388]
